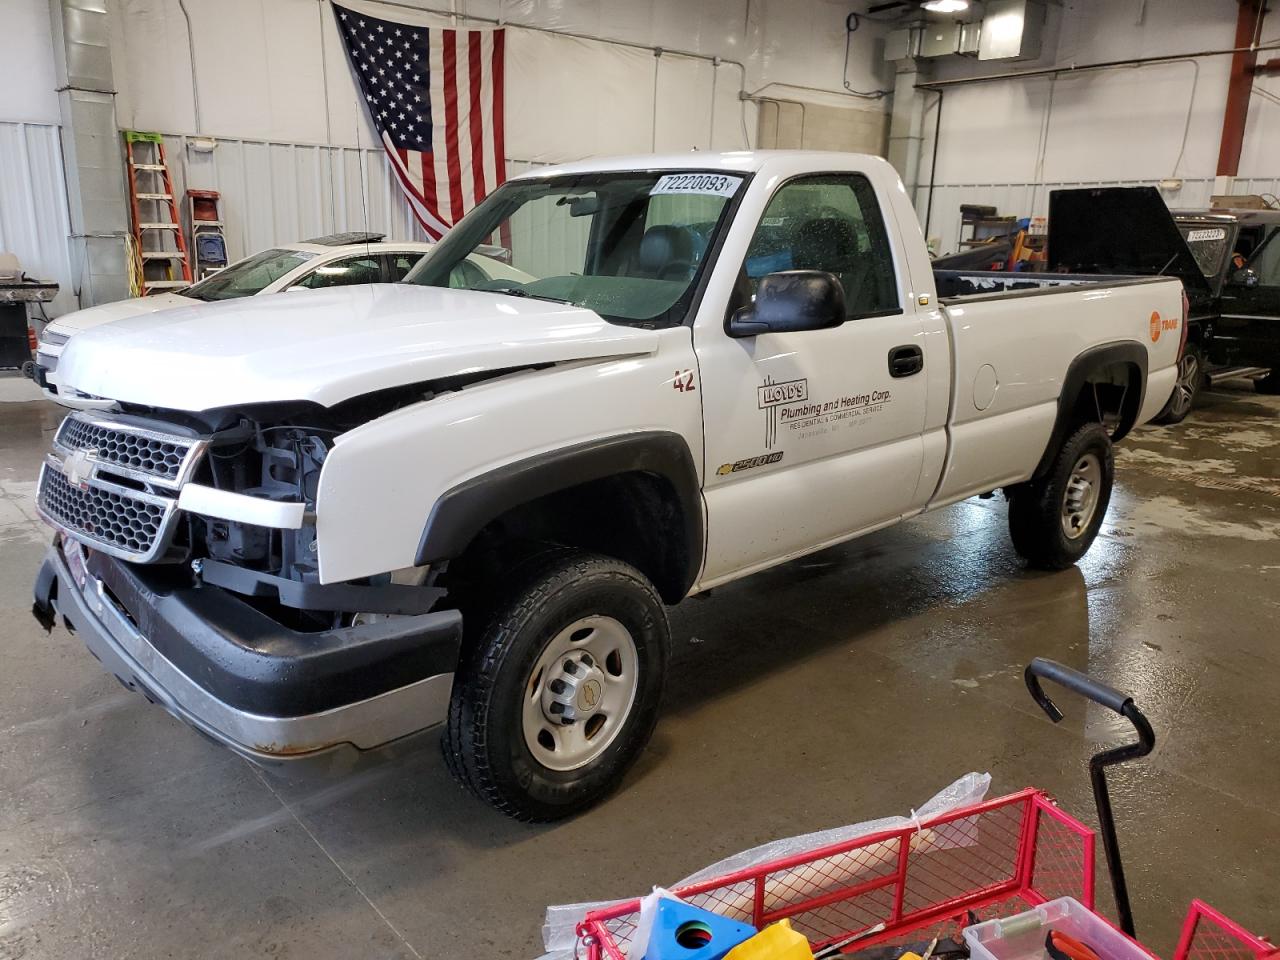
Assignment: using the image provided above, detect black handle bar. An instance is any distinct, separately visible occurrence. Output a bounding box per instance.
[1025,658,1155,939]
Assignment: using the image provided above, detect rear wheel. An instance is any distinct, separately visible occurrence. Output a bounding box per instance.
[1008,422,1114,570]
[444,549,669,821]
[1255,370,1280,395]
[1153,344,1203,424]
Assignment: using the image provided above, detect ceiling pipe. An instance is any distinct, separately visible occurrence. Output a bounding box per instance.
[1216,0,1266,178]
[914,40,1280,89]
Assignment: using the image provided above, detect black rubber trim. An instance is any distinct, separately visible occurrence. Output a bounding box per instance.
[50,549,464,717]
[936,271,1176,305]
[1033,341,1148,480]
[415,431,703,593]
[198,559,445,615]
[32,558,58,630]
[24,361,49,388]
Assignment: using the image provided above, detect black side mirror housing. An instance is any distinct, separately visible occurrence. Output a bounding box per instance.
[727,270,847,338]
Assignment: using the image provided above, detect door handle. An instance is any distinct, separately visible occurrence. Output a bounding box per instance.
[888,344,924,378]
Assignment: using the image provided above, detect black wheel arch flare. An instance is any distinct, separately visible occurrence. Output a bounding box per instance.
[415,431,705,603]
[1032,340,1148,481]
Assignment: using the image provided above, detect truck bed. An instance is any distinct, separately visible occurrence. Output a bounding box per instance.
[927,271,1184,509]
[934,269,1177,303]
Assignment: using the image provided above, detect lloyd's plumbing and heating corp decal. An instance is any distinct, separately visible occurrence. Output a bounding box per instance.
[757,375,892,450]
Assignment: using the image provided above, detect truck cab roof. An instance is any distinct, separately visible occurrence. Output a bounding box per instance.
[510,150,891,179]
[1171,208,1280,226]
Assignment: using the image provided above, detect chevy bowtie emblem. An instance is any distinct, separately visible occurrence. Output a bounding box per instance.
[62,448,95,489]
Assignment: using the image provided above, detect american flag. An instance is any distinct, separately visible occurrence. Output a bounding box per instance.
[333,3,506,240]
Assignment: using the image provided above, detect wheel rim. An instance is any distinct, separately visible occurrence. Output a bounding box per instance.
[1061,452,1103,540]
[1167,351,1200,419]
[521,615,639,772]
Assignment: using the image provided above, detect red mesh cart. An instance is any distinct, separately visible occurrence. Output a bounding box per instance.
[576,660,1275,960]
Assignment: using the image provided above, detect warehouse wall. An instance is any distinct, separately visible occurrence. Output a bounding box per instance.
[0,0,77,313]
[101,0,894,261]
[0,0,60,124]
[108,0,893,155]
[0,122,78,317]
[915,0,1279,254]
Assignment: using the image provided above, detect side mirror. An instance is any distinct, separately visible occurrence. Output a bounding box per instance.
[1230,267,1260,288]
[727,270,846,338]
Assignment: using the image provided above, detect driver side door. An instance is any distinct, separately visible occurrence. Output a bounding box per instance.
[1218,224,1280,367]
[695,172,930,585]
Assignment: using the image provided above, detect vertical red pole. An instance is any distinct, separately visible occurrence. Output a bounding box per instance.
[1217,0,1266,178]
[891,834,910,922]
[1016,797,1040,894]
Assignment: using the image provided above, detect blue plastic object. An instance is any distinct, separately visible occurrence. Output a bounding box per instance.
[196,234,227,265]
[642,899,757,960]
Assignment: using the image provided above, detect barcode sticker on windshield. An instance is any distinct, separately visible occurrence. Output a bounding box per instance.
[1186,228,1226,242]
[651,173,743,198]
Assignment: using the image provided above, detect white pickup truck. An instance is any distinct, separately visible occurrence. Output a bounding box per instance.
[33,151,1183,820]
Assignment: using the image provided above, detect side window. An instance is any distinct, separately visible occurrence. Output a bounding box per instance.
[743,174,899,318]
[448,258,487,288]
[295,255,383,289]
[382,252,422,281]
[1247,227,1280,286]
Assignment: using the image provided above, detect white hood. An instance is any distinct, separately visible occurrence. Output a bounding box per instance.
[46,292,198,334]
[56,284,660,412]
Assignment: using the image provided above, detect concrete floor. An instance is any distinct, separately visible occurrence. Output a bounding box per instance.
[1,382,1277,959]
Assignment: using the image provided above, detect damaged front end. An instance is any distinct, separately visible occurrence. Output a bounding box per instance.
[32,398,463,764]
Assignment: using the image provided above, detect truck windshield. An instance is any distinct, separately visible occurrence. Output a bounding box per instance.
[405,171,746,326]
[185,248,317,302]
[1175,222,1231,278]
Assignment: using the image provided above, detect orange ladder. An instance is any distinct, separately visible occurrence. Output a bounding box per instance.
[124,131,193,295]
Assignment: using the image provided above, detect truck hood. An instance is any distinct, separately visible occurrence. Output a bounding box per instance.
[1048,186,1211,295]
[56,284,660,411]
[45,292,199,334]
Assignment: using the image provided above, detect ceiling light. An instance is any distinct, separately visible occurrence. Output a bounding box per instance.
[921,0,970,12]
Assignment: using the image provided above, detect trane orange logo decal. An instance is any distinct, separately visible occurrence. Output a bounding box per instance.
[1150,311,1178,343]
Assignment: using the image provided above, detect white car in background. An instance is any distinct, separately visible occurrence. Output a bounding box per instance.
[33,233,435,405]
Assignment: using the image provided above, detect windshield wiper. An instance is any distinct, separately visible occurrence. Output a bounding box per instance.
[493,287,575,306]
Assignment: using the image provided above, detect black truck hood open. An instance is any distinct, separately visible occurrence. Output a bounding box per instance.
[1048,186,1211,295]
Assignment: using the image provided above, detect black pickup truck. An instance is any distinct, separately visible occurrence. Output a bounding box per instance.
[1049,187,1279,424]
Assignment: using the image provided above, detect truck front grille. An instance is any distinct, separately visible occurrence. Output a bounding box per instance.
[38,412,204,563]
[38,464,175,562]
[55,412,202,487]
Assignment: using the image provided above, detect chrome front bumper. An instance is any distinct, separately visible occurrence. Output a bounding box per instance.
[34,543,461,764]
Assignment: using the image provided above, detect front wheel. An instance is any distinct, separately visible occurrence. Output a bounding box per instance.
[1008,422,1115,570]
[444,549,669,821]
[1153,344,1204,424]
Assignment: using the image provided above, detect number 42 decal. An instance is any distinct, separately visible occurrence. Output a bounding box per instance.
[673,369,696,392]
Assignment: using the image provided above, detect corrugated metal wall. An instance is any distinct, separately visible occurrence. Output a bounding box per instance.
[161,134,430,263]
[0,121,77,316]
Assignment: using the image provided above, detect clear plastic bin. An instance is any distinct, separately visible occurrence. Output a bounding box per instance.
[963,898,1159,960]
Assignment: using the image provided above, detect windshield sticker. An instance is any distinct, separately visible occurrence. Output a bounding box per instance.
[651,173,743,198]
[1185,228,1227,242]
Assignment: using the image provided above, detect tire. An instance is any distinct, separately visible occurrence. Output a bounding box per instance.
[444,549,669,821]
[1008,422,1114,570]
[1152,344,1204,424]
[1255,370,1280,395]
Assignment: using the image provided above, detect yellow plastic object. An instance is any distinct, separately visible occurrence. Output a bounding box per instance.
[723,920,814,960]
[899,953,925,960]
